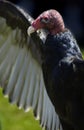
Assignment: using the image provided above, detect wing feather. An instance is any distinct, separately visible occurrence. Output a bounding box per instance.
[10,53,28,103]
[0,1,62,130]
[18,58,32,109]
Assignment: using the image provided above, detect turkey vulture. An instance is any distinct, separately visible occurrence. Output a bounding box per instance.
[0,1,84,130]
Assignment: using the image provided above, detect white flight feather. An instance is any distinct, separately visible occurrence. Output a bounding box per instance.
[0,35,6,48]
[24,59,41,111]
[4,49,25,96]
[2,46,19,84]
[18,52,31,109]
[47,98,53,129]
[11,52,28,103]
[40,82,47,127]
[36,72,44,120]
[32,70,40,111]
[43,95,48,128]
[24,62,35,110]
[0,17,7,33]
[0,33,13,63]
[0,46,18,84]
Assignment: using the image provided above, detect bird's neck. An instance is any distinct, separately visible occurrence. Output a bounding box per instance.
[49,23,65,35]
[49,28,64,35]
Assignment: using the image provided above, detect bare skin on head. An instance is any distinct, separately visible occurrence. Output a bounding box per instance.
[28,9,65,35]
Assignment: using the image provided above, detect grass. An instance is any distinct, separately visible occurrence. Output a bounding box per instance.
[80,48,84,58]
[0,88,42,130]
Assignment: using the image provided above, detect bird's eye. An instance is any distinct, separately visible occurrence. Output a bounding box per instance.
[40,17,49,23]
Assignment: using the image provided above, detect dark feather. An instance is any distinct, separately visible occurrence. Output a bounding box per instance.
[42,29,84,130]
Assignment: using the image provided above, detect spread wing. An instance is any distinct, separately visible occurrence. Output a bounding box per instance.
[0,1,62,130]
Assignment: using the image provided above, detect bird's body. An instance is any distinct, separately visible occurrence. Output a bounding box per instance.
[0,1,84,130]
[28,9,84,130]
[42,30,84,130]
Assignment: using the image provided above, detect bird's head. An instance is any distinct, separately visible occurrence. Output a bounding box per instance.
[28,9,65,35]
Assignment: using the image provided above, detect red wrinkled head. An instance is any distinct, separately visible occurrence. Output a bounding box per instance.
[32,9,65,35]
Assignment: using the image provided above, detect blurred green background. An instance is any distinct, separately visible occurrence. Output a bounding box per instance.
[0,88,42,130]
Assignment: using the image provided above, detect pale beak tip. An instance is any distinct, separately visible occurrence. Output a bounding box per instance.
[27,26,36,36]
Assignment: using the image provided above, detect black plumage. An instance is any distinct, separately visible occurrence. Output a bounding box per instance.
[42,30,84,130]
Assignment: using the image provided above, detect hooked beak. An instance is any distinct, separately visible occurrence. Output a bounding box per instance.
[27,17,43,36]
[27,26,36,36]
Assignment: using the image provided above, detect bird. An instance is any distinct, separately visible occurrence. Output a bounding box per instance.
[0,1,84,130]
